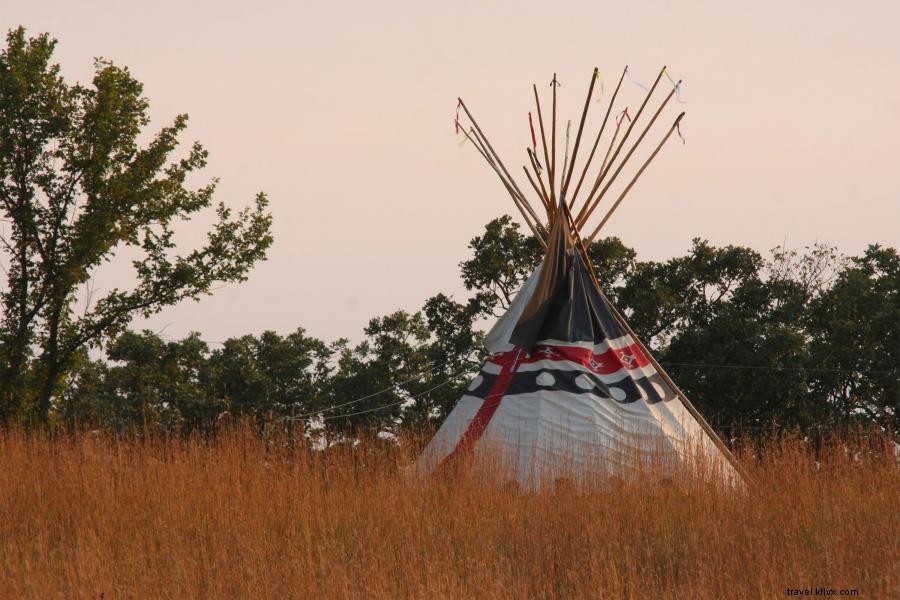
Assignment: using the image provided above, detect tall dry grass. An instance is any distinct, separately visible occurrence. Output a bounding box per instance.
[1,426,898,599]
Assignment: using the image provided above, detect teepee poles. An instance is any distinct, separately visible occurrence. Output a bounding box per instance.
[456,66,683,252]
[459,124,491,163]
[560,202,748,484]
[561,68,599,207]
[594,114,625,191]
[457,100,535,216]
[586,112,685,245]
[526,148,554,222]
[561,120,572,197]
[575,66,667,226]
[457,99,548,239]
[457,125,547,247]
[532,85,552,200]
[523,165,551,216]
[527,147,551,211]
[568,66,628,210]
[550,74,559,206]
[577,79,680,229]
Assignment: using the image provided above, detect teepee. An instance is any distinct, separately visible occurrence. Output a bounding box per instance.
[417,67,744,486]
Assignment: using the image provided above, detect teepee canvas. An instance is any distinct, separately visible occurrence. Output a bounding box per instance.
[417,68,744,486]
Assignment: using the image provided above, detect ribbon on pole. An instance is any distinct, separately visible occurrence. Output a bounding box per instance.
[663,69,687,104]
[594,69,605,102]
[625,67,650,92]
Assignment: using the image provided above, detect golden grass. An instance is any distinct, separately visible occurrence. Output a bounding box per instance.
[1,427,898,599]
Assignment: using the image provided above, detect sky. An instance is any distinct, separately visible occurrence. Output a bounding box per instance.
[4,1,899,345]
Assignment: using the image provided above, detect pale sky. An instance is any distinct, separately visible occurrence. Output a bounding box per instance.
[5,1,900,345]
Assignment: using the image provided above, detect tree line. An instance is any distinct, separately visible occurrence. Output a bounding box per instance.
[1,28,897,440]
[61,217,900,440]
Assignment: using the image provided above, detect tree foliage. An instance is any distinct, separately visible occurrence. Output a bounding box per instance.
[53,216,899,443]
[0,28,272,425]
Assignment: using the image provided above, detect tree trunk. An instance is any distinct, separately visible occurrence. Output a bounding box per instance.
[1,217,33,424]
[36,299,65,426]
[37,362,61,426]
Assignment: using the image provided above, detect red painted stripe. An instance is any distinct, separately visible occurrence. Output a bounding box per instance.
[439,350,523,466]
[491,341,651,374]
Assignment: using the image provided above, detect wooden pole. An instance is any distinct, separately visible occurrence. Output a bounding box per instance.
[469,127,547,232]
[527,148,552,214]
[550,73,559,205]
[463,126,519,202]
[562,67,599,206]
[598,113,625,179]
[458,123,492,163]
[577,81,679,229]
[532,84,552,199]
[576,66,667,225]
[561,119,571,195]
[523,166,551,216]
[457,99,532,210]
[559,201,748,484]
[528,148,550,198]
[458,100,547,235]
[459,126,547,246]
[586,113,685,245]
[569,66,628,208]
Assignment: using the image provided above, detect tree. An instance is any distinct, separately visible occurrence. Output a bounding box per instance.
[209,328,333,424]
[325,311,435,434]
[615,239,825,431]
[61,331,218,434]
[0,28,272,425]
[806,245,899,433]
[457,215,543,318]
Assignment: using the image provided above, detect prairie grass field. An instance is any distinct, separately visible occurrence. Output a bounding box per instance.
[1,426,898,598]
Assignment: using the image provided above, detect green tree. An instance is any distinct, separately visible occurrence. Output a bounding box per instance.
[325,311,435,434]
[59,331,218,433]
[209,328,333,424]
[806,245,899,433]
[457,215,543,318]
[615,240,826,431]
[0,28,272,426]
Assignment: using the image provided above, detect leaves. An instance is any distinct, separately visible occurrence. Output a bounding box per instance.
[57,216,898,441]
[0,28,272,424]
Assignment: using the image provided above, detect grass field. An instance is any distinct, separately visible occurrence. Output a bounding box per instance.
[1,427,897,598]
